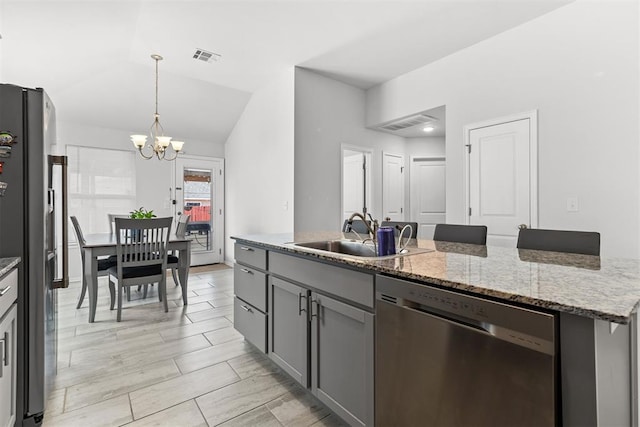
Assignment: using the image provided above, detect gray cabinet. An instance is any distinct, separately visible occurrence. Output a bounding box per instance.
[233,243,268,352]
[310,292,374,427]
[268,252,374,427]
[269,277,309,387]
[0,269,18,427]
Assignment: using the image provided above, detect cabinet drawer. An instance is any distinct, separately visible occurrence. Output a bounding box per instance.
[234,297,267,353]
[270,252,374,308]
[234,263,267,312]
[0,269,17,319]
[235,243,267,270]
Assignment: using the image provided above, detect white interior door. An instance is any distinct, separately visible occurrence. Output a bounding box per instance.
[382,152,405,221]
[467,113,537,247]
[341,146,372,223]
[174,156,224,265]
[411,157,446,239]
[343,150,364,219]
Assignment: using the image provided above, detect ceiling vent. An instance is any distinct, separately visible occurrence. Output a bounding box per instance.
[378,113,438,132]
[193,49,221,63]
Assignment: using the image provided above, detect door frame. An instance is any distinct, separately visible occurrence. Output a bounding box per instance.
[463,110,538,229]
[340,144,373,224]
[171,154,225,264]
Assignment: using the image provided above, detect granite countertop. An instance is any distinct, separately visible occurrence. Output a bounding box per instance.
[0,257,20,278]
[232,232,640,324]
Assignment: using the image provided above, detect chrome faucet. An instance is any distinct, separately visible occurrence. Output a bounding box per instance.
[345,211,379,241]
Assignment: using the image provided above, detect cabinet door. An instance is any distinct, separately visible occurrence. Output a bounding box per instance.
[269,277,309,387]
[0,305,17,427]
[311,293,374,427]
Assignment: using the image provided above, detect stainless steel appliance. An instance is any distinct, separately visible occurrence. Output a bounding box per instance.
[0,84,68,426]
[376,275,557,426]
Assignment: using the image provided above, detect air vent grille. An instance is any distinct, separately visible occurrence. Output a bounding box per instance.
[379,294,398,304]
[379,113,438,131]
[193,49,221,63]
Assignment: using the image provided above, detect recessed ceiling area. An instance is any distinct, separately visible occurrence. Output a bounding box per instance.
[0,1,572,144]
[373,106,446,138]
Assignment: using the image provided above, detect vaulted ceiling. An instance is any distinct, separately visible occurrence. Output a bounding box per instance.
[0,0,572,145]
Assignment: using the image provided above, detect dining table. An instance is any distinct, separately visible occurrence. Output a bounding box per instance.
[83,233,191,323]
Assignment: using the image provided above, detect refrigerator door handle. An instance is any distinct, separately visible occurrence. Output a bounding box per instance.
[48,155,69,289]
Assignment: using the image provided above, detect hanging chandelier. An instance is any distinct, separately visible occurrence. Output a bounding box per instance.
[130,54,184,161]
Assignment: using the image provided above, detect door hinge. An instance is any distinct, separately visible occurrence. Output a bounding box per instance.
[219,249,222,255]
[400,207,403,214]
[401,166,404,173]
[466,144,471,154]
[469,207,472,216]
[219,169,222,176]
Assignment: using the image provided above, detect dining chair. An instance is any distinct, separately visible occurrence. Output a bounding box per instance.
[108,217,172,321]
[380,221,418,238]
[167,214,190,288]
[433,224,488,245]
[108,213,130,235]
[70,216,116,309]
[517,228,600,256]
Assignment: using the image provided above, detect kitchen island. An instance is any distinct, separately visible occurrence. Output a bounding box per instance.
[232,232,640,426]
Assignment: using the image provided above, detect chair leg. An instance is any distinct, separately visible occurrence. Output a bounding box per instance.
[109,280,115,310]
[158,282,163,302]
[117,284,123,322]
[126,286,131,302]
[76,276,87,309]
[143,284,148,299]
[171,268,180,287]
[160,278,168,313]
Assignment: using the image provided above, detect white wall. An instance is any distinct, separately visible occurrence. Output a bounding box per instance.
[294,68,405,232]
[367,0,639,258]
[224,68,295,263]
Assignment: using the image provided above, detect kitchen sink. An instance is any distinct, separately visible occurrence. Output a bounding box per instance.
[292,239,426,259]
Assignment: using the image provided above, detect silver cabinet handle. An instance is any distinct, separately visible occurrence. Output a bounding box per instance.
[298,292,307,316]
[0,286,10,296]
[0,336,4,378]
[240,305,253,313]
[310,299,319,319]
[3,332,7,367]
[240,268,253,275]
[239,246,254,252]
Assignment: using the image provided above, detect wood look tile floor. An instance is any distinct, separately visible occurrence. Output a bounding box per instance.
[44,265,346,427]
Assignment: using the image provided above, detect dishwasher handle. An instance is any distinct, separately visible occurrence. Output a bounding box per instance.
[402,301,492,336]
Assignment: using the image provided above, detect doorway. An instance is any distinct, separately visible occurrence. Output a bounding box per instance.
[411,157,446,239]
[173,156,224,265]
[382,152,405,221]
[341,145,372,224]
[465,111,538,247]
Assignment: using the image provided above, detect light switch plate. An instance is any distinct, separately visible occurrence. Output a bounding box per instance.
[567,197,579,212]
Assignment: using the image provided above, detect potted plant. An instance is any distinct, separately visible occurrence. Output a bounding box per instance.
[129,207,157,219]
[128,207,156,240]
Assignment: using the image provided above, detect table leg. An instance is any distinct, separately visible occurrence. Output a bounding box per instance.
[178,242,191,306]
[84,247,99,323]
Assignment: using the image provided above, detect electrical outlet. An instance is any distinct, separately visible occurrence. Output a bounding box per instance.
[567,197,579,212]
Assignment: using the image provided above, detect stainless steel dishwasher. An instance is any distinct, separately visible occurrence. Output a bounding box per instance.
[376,275,557,427]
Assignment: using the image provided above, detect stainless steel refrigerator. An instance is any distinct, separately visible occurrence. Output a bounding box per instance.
[0,84,68,426]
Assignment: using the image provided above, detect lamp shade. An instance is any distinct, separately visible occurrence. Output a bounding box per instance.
[156,136,172,148]
[170,140,184,151]
[130,134,147,148]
